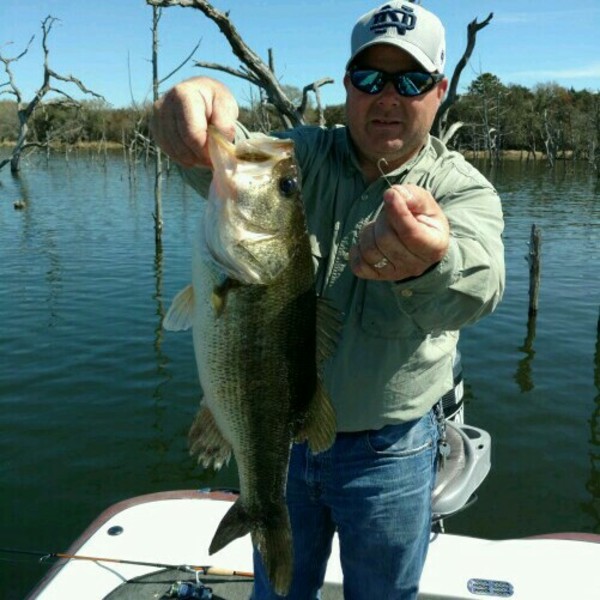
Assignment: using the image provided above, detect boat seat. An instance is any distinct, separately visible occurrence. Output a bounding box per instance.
[431,421,491,520]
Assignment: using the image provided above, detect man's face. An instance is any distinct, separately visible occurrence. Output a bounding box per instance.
[344,44,447,178]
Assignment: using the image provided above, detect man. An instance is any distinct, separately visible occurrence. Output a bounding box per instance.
[152,2,505,598]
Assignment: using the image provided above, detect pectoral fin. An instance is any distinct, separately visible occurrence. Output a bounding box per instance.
[188,399,233,470]
[163,284,194,331]
[297,377,336,453]
[315,297,343,369]
[296,297,342,453]
[211,277,242,317]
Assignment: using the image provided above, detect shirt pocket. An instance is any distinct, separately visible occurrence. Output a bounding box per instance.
[359,280,417,339]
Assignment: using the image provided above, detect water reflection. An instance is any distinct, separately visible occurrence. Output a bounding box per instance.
[12,173,64,329]
[515,315,537,393]
[583,311,600,532]
[148,213,176,481]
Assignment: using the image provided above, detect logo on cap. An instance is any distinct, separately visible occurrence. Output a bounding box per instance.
[370,4,416,36]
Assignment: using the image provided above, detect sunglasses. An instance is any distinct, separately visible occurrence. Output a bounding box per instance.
[348,68,444,97]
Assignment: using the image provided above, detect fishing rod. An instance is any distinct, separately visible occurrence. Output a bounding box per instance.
[0,547,254,578]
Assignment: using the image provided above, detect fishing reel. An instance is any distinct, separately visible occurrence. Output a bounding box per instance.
[164,580,213,600]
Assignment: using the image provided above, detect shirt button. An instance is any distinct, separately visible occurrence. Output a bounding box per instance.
[361,193,369,201]
[400,289,413,298]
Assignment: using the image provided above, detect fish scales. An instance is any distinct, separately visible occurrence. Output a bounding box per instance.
[165,127,337,595]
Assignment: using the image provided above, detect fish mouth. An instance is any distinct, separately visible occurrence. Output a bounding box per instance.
[207,125,235,150]
[208,126,293,163]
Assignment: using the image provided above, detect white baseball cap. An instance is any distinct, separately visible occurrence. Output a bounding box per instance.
[347,1,446,73]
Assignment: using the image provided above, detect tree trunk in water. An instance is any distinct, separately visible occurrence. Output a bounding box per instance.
[152,6,164,248]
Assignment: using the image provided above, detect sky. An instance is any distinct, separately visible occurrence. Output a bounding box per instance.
[1,0,599,110]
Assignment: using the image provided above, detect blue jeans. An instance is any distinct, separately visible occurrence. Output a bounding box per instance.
[250,411,439,600]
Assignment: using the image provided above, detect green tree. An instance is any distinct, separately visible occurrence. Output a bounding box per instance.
[0,100,19,141]
[503,84,536,158]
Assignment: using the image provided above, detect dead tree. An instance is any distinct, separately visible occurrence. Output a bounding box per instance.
[152,6,164,248]
[148,6,201,246]
[542,109,557,168]
[146,0,333,128]
[0,16,103,174]
[433,13,494,141]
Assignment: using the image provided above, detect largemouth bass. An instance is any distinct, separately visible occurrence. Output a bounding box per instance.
[164,127,337,595]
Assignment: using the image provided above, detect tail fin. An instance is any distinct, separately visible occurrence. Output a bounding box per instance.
[209,499,293,596]
[253,504,293,596]
[209,498,252,555]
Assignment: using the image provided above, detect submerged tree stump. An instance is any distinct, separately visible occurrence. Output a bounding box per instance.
[527,224,542,317]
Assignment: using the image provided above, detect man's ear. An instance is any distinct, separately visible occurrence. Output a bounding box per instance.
[437,76,449,100]
[343,72,351,93]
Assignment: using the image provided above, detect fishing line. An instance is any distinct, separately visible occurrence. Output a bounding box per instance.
[0,547,254,578]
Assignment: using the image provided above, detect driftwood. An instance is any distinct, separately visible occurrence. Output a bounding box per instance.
[0,16,104,173]
[433,13,494,140]
[146,0,332,128]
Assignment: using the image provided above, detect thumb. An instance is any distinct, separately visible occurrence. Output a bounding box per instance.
[385,185,448,235]
[202,83,239,143]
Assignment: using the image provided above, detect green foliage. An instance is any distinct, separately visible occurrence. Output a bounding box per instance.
[447,75,599,161]
[467,72,504,96]
[324,104,346,126]
[1,77,598,164]
[0,98,151,147]
[0,101,19,141]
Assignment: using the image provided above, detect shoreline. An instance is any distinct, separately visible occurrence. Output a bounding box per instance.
[0,141,569,162]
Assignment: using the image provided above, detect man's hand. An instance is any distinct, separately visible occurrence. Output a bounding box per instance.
[349,184,449,281]
[150,77,239,168]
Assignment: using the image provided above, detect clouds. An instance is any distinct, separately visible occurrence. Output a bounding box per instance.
[508,62,600,84]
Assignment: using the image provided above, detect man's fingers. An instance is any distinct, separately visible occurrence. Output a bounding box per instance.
[151,77,239,168]
[349,184,450,281]
[382,186,422,238]
[172,90,210,166]
[383,185,449,260]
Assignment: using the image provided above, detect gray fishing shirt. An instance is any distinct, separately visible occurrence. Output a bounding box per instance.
[181,124,505,432]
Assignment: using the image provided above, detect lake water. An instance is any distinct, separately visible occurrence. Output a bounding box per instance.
[1,151,599,598]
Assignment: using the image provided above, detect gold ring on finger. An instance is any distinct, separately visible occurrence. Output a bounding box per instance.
[373,257,389,269]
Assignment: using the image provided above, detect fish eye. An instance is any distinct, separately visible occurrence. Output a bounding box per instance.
[278,177,298,197]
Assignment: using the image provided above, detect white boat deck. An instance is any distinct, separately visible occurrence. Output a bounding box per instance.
[27,490,600,600]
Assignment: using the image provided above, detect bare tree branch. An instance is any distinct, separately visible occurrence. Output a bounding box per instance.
[433,12,494,139]
[47,69,104,99]
[0,15,104,173]
[300,78,335,126]
[0,36,35,102]
[146,0,333,127]
[160,38,202,85]
[194,60,261,86]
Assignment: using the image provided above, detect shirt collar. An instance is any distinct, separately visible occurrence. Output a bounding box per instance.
[341,130,433,184]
